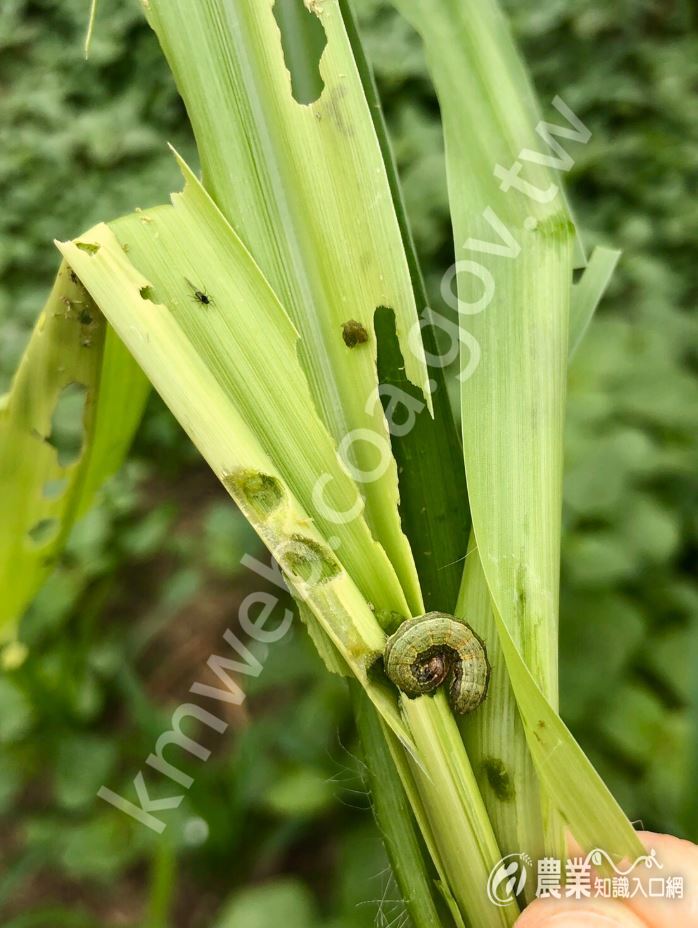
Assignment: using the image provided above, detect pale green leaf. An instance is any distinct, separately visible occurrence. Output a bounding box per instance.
[352,683,450,928]
[0,264,148,635]
[457,537,545,871]
[487,568,644,861]
[84,0,99,59]
[457,537,643,866]
[400,693,519,927]
[340,0,470,611]
[390,0,575,864]
[391,0,637,871]
[389,0,575,699]
[142,0,431,614]
[55,165,417,752]
[569,247,621,358]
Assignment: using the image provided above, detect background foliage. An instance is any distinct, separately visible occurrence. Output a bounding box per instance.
[0,0,696,925]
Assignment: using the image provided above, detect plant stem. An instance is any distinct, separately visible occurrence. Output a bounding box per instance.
[402,693,520,927]
[352,683,452,928]
[144,838,176,928]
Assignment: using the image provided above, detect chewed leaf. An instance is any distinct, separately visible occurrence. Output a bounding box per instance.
[393,0,635,872]
[55,186,419,754]
[0,263,148,635]
[143,0,429,615]
[81,155,412,623]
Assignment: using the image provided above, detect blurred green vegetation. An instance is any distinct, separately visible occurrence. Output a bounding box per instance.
[0,0,696,925]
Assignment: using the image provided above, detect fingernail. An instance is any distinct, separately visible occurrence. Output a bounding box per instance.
[536,914,634,928]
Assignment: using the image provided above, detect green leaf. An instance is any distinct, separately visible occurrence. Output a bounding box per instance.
[54,735,117,810]
[457,538,545,869]
[0,264,148,635]
[143,0,432,614]
[569,246,621,358]
[390,0,577,863]
[341,0,469,611]
[393,0,642,870]
[212,880,319,928]
[0,676,34,743]
[390,0,577,698]
[399,693,518,926]
[55,162,416,753]
[261,765,335,818]
[352,683,452,928]
[459,544,643,862]
[57,161,516,924]
[559,593,644,726]
[596,683,667,767]
[61,821,132,879]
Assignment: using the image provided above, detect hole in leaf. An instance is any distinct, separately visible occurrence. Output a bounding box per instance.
[75,241,100,255]
[28,518,59,546]
[48,383,87,467]
[374,305,468,613]
[139,285,159,303]
[272,0,327,105]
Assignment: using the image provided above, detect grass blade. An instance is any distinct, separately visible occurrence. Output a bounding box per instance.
[143,0,431,613]
[395,0,573,701]
[470,549,644,860]
[457,536,545,868]
[0,263,148,635]
[55,155,429,745]
[56,156,517,926]
[338,0,469,610]
[409,0,641,864]
[569,246,621,358]
[352,683,452,928]
[389,0,575,861]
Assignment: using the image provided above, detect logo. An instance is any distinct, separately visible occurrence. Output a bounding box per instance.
[486,853,532,907]
[487,847,684,904]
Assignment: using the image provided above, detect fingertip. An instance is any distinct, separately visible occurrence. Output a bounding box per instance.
[516,899,647,928]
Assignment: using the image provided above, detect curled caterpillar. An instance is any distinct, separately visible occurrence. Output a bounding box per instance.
[384,612,490,715]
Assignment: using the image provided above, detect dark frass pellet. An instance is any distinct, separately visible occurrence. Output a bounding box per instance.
[341,319,369,348]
